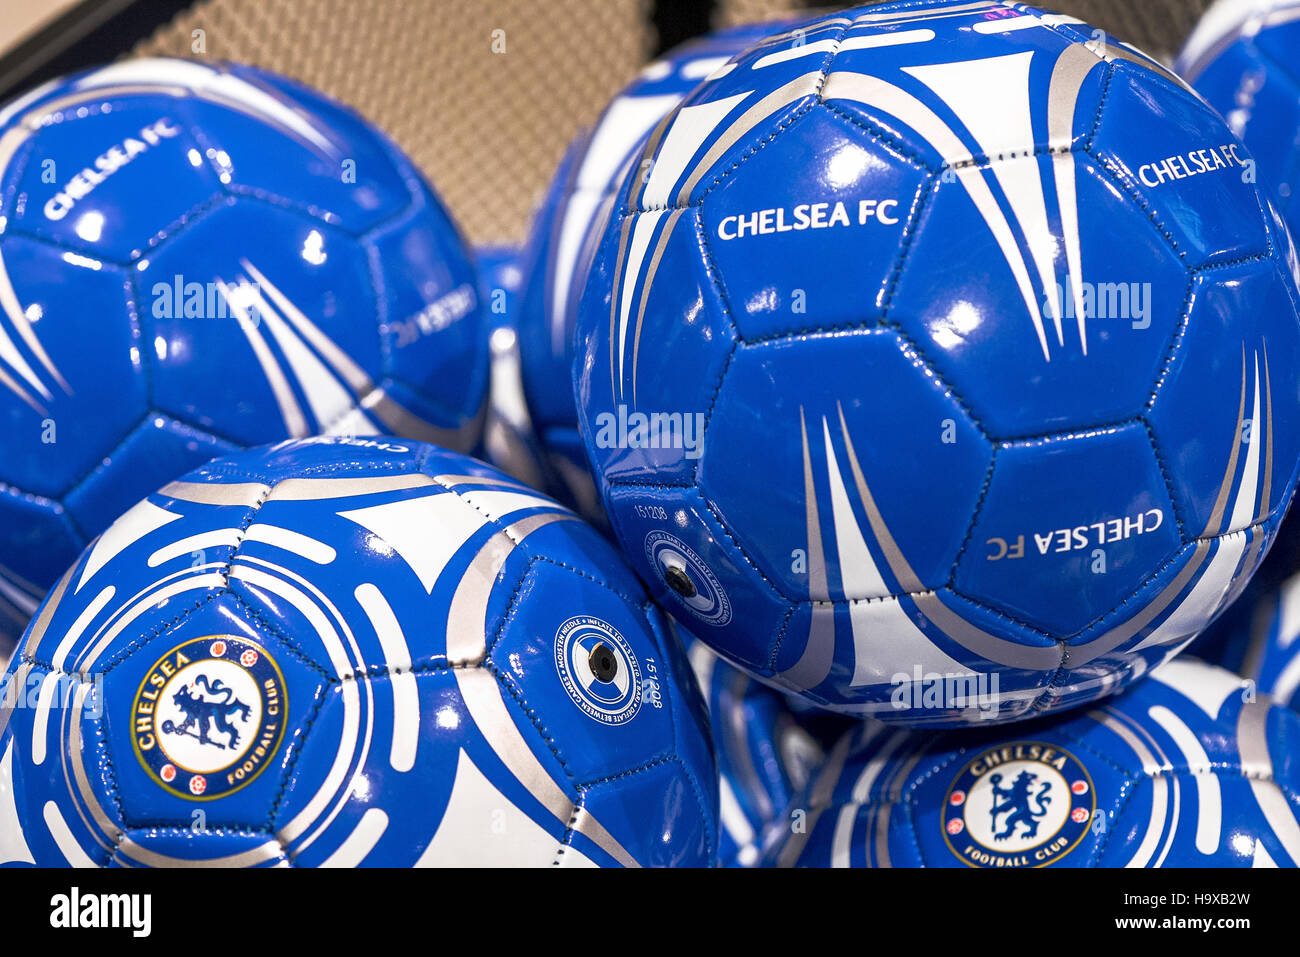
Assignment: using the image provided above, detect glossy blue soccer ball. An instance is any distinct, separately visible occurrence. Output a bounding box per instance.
[1177,0,1300,241]
[765,658,1300,867]
[0,58,489,648]
[478,243,556,493]
[1196,564,1300,711]
[687,636,849,866]
[574,1,1300,725]
[0,437,717,866]
[514,20,792,521]
[474,244,525,330]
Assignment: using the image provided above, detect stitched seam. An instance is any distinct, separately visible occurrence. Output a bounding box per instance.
[58,412,242,504]
[575,753,678,790]
[427,471,552,559]
[628,23,842,218]
[947,445,999,589]
[819,100,938,174]
[690,209,742,488]
[766,601,800,673]
[1085,144,1194,264]
[4,189,230,267]
[880,172,942,325]
[698,494,794,602]
[88,680,128,831]
[1142,273,1197,415]
[1139,419,1189,542]
[552,799,584,866]
[92,480,275,676]
[527,554,641,606]
[487,659,573,780]
[480,558,533,663]
[222,587,331,679]
[269,683,328,837]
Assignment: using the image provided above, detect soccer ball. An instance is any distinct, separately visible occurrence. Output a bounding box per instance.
[0,436,717,867]
[0,58,489,648]
[1177,0,1300,241]
[1197,563,1300,711]
[764,658,1300,867]
[474,245,525,329]
[686,636,849,866]
[573,1,1300,725]
[479,243,556,493]
[514,20,792,522]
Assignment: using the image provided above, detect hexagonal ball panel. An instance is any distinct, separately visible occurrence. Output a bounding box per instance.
[697,106,931,342]
[955,422,1182,637]
[142,197,382,445]
[1148,260,1300,538]
[1091,63,1272,268]
[0,234,145,499]
[576,206,739,488]
[699,328,992,600]
[4,94,222,262]
[889,155,1190,438]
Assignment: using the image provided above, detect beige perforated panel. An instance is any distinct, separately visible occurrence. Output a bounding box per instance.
[134,0,653,245]
[714,0,813,29]
[133,0,1210,245]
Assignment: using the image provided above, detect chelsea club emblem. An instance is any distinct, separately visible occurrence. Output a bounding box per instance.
[942,741,1096,868]
[131,635,287,801]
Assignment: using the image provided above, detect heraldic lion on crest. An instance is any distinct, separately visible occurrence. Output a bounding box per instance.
[988,771,1053,842]
[162,675,252,750]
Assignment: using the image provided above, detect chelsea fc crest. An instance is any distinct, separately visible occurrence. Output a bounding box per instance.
[942,741,1095,868]
[131,635,287,801]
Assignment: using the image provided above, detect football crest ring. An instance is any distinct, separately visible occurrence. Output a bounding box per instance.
[644,530,732,626]
[131,635,287,801]
[942,741,1096,868]
[555,616,642,725]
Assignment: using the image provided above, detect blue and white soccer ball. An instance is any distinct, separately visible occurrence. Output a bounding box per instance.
[1177,0,1300,241]
[0,58,489,648]
[574,1,1300,725]
[765,658,1300,867]
[687,637,850,866]
[0,437,717,866]
[513,20,792,521]
[1197,565,1300,711]
[474,245,525,332]
[479,243,556,493]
